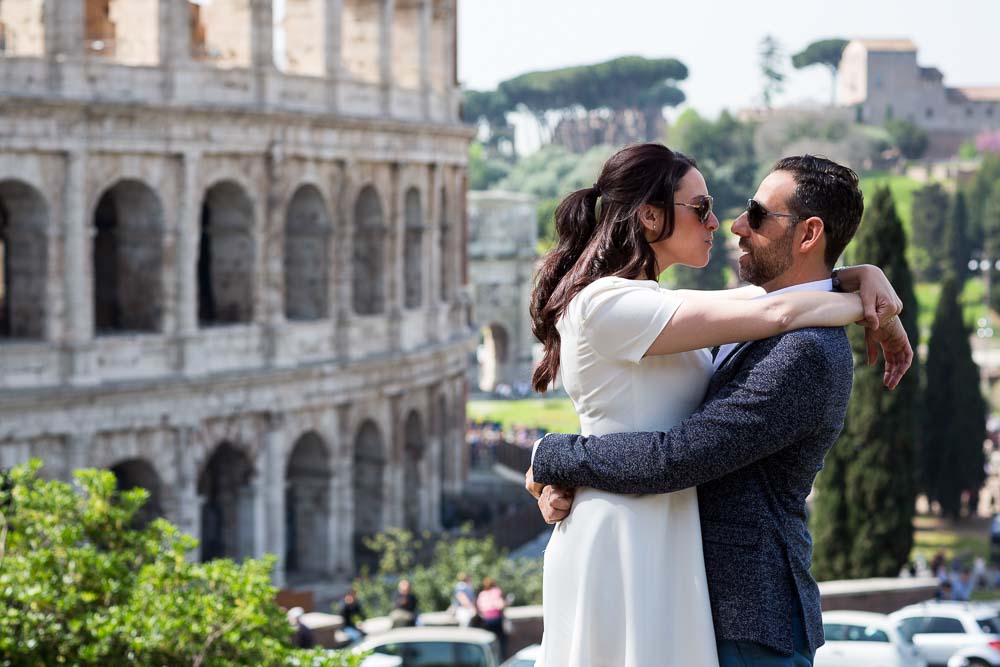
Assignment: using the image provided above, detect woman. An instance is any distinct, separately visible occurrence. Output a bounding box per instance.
[529,143,899,666]
[476,577,507,657]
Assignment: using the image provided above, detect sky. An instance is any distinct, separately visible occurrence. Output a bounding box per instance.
[458,0,1000,121]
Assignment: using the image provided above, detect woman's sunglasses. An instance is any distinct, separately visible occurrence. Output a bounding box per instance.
[674,195,715,224]
[745,198,810,230]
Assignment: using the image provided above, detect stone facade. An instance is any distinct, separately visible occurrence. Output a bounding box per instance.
[467,191,537,392]
[0,0,474,586]
[838,38,1000,157]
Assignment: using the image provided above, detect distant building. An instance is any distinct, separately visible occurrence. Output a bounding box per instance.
[838,38,1000,157]
[467,192,538,394]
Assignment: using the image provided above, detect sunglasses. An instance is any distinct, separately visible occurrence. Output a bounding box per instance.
[674,195,715,224]
[745,198,810,230]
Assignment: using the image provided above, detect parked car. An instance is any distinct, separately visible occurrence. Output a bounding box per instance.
[500,644,540,667]
[815,610,927,667]
[890,601,1000,667]
[353,627,501,667]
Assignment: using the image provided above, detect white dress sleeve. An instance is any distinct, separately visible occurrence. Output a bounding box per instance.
[579,277,683,364]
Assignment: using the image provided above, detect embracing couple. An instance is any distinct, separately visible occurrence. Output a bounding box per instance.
[523,145,914,667]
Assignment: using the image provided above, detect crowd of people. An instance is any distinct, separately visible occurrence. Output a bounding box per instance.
[466,420,545,467]
[923,551,994,601]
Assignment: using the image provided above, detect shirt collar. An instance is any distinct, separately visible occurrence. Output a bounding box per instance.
[765,278,834,297]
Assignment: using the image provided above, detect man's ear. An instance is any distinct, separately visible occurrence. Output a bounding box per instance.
[798,216,826,255]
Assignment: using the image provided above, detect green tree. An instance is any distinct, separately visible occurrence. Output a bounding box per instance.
[791,38,849,105]
[963,154,1000,253]
[0,462,359,667]
[921,274,987,518]
[943,191,972,279]
[462,89,515,156]
[468,141,512,191]
[984,181,1000,313]
[811,186,920,580]
[758,35,786,109]
[671,237,730,290]
[885,119,929,160]
[909,183,949,280]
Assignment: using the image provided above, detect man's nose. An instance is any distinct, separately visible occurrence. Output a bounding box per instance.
[731,211,750,236]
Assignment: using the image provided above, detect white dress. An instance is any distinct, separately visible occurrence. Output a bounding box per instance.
[537,276,719,667]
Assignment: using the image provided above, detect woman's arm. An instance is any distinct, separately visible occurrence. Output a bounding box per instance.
[644,290,879,357]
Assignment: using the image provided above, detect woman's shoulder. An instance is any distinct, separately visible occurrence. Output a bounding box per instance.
[574,276,660,311]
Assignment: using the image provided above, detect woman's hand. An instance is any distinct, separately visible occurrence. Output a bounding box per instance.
[841,265,904,329]
[864,315,914,389]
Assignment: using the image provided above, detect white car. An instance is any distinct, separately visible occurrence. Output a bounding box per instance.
[890,601,1000,667]
[354,627,501,667]
[500,643,540,667]
[816,610,927,667]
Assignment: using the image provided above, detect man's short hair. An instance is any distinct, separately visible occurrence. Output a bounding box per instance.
[771,155,864,268]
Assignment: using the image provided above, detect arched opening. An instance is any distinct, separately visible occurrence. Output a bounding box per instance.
[403,187,423,309]
[284,184,331,321]
[189,0,251,69]
[353,186,386,315]
[0,1,44,57]
[85,0,159,65]
[403,411,425,532]
[0,180,48,340]
[341,0,381,84]
[391,0,421,90]
[198,181,255,325]
[93,180,164,334]
[353,420,385,566]
[275,0,325,77]
[110,458,163,528]
[198,442,255,562]
[477,323,510,392]
[438,186,450,302]
[285,431,332,578]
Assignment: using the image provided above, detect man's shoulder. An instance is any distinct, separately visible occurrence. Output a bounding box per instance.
[736,327,853,379]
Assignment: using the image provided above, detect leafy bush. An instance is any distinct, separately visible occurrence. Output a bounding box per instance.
[0,462,361,667]
[353,528,543,617]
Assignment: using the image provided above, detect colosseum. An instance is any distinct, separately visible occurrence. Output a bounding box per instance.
[0,0,474,587]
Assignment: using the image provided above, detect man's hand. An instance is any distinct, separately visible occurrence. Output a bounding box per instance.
[864,315,913,389]
[855,265,904,330]
[525,467,575,523]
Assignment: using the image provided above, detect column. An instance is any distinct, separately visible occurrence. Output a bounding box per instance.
[425,164,442,343]
[263,416,286,586]
[378,0,395,114]
[418,0,432,119]
[386,394,403,528]
[66,432,91,482]
[426,388,443,530]
[324,0,343,112]
[334,401,354,574]
[175,151,203,375]
[174,425,202,559]
[263,142,286,366]
[387,163,402,352]
[62,150,97,386]
[251,0,276,106]
[158,0,193,101]
[334,163,352,360]
[43,0,84,94]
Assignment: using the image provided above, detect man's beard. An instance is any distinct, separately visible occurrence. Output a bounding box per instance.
[738,231,795,286]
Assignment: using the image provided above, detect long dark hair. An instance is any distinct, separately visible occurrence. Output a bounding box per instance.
[530,143,697,392]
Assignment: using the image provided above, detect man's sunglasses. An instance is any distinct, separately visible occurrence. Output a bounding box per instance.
[674,195,715,224]
[745,198,810,230]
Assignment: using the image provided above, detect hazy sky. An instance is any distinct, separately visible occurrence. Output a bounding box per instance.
[458,0,1000,119]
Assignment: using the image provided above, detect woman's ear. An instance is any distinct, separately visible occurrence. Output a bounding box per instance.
[638,204,664,235]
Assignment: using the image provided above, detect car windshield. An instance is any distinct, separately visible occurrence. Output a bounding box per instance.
[978,616,1000,634]
[823,623,890,643]
[374,641,490,667]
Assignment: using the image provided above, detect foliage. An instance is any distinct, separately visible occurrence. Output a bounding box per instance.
[791,38,849,105]
[944,191,973,280]
[984,182,1000,313]
[977,130,1000,154]
[0,462,359,667]
[758,35,786,109]
[468,142,512,191]
[668,238,730,291]
[812,187,920,580]
[352,528,543,617]
[754,110,890,173]
[467,399,580,435]
[462,90,516,156]
[964,154,1000,252]
[909,183,950,281]
[921,274,988,518]
[885,119,929,160]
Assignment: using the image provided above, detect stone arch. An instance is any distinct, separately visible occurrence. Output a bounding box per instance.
[109,457,162,528]
[438,185,450,302]
[285,430,332,578]
[284,184,332,321]
[0,180,48,340]
[403,410,425,532]
[0,0,44,57]
[403,187,423,309]
[189,0,251,68]
[276,0,325,77]
[198,181,255,325]
[353,419,385,561]
[198,441,256,562]
[92,179,165,334]
[477,322,510,392]
[85,0,159,65]
[352,185,386,315]
[341,0,380,84]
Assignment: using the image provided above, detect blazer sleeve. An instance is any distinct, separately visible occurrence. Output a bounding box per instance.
[532,331,839,494]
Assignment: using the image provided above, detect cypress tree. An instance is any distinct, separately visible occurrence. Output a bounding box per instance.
[922,274,987,518]
[811,186,920,579]
[943,191,971,280]
[910,183,949,281]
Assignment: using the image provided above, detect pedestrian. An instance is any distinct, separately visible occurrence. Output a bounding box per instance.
[390,579,418,628]
[339,588,366,643]
[452,573,478,628]
[476,577,507,657]
[287,606,315,648]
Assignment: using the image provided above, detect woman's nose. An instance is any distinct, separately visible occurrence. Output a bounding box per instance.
[707,213,720,231]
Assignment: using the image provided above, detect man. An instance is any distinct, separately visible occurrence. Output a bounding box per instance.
[390,578,418,628]
[527,155,913,666]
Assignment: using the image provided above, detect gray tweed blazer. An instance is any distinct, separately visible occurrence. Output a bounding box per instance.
[532,326,853,656]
